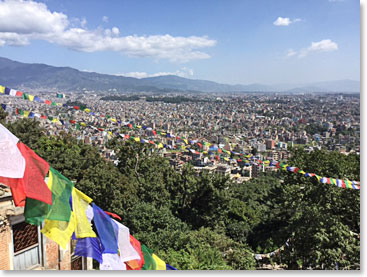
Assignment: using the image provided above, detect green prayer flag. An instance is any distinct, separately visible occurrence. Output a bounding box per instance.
[51,102,57,106]
[18,109,24,116]
[24,167,74,225]
[141,244,156,270]
[25,198,50,225]
[22,93,29,100]
[46,168,74,221]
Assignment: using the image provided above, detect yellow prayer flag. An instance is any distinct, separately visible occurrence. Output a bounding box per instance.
[110,118,117,123]
[299,170,306,175]
[72,188,96,238]
[80,122,87,127]
[23,111,30,118]
[158,143,164,149]
[203,151,208,154]
[56,103,63,106]
[84,108,91,113]
[264,160,270,164]
[161,132,166,136]
[108,131,113,136]
[224,157,230,161]
[152,254,166,270]
[184,139,188,144]
[28,95,34,102]
[134,137,140,142]
[316,175,322,182]
[41,212,76,250]
[52,118,59,123]
[136,125,142,129]
[0,85,4,93]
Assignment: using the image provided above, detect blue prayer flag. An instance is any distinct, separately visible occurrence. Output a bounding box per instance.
[74,237,103,264]
[92,204,118,254]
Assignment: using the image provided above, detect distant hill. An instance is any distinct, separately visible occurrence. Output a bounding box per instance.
[0,56,360,93]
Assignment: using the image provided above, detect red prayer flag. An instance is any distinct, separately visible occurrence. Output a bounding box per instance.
[124,134,130,139]
[16,91,23,97]
[73,106,80,110]
[215,155,220,161]
[45,100,51,105]
[152,130,157,136]
[197,143,202,148]
[125,235,144,270]
[41,115,47,119]
[218,149,222,153]
[0,142,51,206]
[97,128,104,132]
[69,120,76,124]
[16,108,19,115]
[128,124,133,129]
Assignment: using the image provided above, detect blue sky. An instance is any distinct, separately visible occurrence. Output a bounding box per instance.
[0,0,360,85]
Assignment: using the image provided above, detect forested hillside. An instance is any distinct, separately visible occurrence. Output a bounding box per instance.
[0,109,360,270]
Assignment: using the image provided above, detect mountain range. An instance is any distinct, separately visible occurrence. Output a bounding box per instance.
[0,57,360,94]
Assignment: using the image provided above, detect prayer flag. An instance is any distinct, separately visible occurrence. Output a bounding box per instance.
[92,204,118,254]
[152,254,166,270]
[72,188,96,238]
[9,89,17,96]
[126,235,144,270]
[0,123,26,179]
[0,142,51,207]
[166,264,177,270]
[0,85,4,93]
[74,237,103,264]
[112,219,140,263]
[44,167,74,221]
[100,253,126,270]
[41,212,76,249]
[141,244,156,270]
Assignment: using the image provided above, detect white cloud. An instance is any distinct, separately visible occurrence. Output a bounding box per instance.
[274,17,292,26]
[102,15,109,23]
[117,67,194,79]
[273,17,301,26]
[288,39,338,58]
[111,27,120,36]
[0,0,216,62]
[286,49,297,57]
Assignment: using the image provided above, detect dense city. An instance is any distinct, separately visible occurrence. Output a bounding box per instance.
[0,90,360,182]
